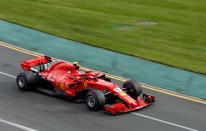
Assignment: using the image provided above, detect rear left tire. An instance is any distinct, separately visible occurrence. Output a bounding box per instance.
[16,71,37,91]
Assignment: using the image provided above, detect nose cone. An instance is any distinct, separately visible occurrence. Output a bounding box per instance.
[96,80,118,90]
[130,101,138,107]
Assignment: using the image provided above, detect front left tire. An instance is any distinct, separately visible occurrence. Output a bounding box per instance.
[86,90,106,111]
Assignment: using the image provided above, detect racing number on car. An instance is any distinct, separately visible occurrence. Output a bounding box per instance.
[48,74,55,82]
[84,82,87,88]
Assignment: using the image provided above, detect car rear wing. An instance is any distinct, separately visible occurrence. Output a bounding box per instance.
[21,56,52,71]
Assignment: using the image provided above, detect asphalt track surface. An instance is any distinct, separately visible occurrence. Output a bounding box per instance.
[0,44,206,131]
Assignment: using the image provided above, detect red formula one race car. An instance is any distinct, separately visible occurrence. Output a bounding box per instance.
[16,56,155,114]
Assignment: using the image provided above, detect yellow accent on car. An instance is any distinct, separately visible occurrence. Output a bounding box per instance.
[127,98,135,102]
[120,92,127,96]
[60,82,65,90]
[72,61,78,65]
[84,82,87,88]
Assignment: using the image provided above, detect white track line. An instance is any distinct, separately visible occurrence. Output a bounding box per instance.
[0,72,38,131]
[132,113,199,131]
[0,71,16,78]
[0,119,38,131]
[0,71,199,131]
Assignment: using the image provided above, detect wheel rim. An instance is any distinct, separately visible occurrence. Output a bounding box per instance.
[87,95,96,108]
[18,77,24,88]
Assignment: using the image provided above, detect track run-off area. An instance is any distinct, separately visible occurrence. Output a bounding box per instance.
[0,42,205,131]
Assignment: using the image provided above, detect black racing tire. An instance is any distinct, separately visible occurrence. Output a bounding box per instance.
[16,71,37,91]
[123,80,142,99]
[86,90,106,111]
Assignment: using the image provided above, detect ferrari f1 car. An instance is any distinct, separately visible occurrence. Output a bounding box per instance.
[16,56,155,114]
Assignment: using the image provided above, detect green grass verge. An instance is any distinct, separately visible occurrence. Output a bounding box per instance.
[0,0,206,74]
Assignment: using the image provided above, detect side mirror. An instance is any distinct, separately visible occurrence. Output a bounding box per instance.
[45,56,52,62]
[75,66,79,70]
